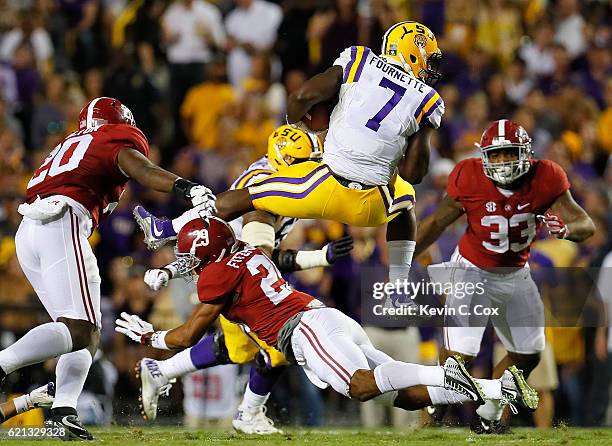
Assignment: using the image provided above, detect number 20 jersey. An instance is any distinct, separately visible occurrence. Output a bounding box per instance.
[447,158,570,268]
[197,243,314,347]
[323,46,445,186]
[26,124,150,228]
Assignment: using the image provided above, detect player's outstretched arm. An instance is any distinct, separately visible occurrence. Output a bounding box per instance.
[415,195,464,257]
[115,301,225,350]
[287,66,343,124]
[544,190,595,242]
[399,127,433,184]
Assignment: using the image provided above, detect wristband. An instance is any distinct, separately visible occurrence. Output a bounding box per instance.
[272,249,298,272]
[151,330,170,350]
[173,178,197,200]
[165,263,179,279]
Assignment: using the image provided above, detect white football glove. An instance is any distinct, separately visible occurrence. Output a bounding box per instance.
[188,185,217,213]
[144,268,170,291]
[537,213,569,239]
[115,312,154,344]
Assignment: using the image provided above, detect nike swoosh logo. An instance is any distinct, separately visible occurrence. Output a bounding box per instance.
[61,416,86,432]
[517,203,530,210]
[152,221,164,237]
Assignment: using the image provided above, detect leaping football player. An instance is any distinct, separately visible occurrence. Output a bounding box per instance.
[415,119,595,433]
[0,97,215,439]
[133,125,353,434]
[135,21,445,294]
[116,217,539,424]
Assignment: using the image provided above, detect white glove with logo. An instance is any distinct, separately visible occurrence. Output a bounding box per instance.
[115,312,154,344]
[188,185,217,213]
[144,268,170,291]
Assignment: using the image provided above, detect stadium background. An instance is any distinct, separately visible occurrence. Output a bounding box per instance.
[0,0,610,431]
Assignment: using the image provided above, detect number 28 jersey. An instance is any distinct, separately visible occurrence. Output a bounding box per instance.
[447,158,570,268]
[26,124,150,228]
[323,46,445,186]
[197,244,315,347]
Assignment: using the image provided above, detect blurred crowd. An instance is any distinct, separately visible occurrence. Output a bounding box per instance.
[0,0,610,430]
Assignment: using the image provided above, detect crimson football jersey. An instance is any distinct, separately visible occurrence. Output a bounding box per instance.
[447,158,570,268]
[26,124,149,228]
[197,244,314,347]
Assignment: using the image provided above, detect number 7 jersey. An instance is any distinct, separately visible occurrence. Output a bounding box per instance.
[447,158,570,268]
[25,124,150,228]
[323,46,445,186]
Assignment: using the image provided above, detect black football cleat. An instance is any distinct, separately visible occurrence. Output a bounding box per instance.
[425,404,448,426]
[470,415,512,434]
[46,407,93,441]
[0,367,5,386]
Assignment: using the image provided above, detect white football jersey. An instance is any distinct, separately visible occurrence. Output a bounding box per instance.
[323,46,445,185]
[229,156,297,248]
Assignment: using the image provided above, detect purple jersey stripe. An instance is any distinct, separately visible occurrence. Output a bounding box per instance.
[251,164,328,187]
[251,172,331,200]
[343,47,358,83]
[353,47,371,82]
[413,89,436,119]
[423,98,442,119]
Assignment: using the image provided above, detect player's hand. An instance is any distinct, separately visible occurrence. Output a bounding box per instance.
[188,185,217,213]
[115,312,154,345]
[144,269,170,291]
[537,213,568,239]
[325,235,354,263]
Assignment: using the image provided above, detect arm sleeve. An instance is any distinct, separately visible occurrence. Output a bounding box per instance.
[109,125,150,165]
[333,47,358,79]
[424,97,445,129]
[446,161,465,201]
[197,263,242,303]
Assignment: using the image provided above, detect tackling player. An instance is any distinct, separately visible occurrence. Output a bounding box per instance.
[415,119,595,433]
[136,21,445,291]
[133,125,353,434]
[0,97,215,439]
[116,217,538,421]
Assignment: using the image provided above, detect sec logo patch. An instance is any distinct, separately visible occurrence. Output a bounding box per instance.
[486,202,496,212]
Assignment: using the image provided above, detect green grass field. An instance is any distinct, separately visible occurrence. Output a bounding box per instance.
[3,426,612,445]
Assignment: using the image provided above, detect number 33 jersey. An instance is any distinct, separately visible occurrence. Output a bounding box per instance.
[323,46,445,186]
[447,158,570,268]
[25,124,150,228]
[197,243,315,347]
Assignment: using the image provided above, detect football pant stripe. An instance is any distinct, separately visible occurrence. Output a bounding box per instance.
[249,163,328,187]
[235,169,272,189]
[301,321,352,382]
[299,327,350,386]
[250,172,331,200]
[74,212,96,325]
[69,209,92,323]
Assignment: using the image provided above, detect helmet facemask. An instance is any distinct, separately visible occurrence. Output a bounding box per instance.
[174,245,201,279]
[420,52,442,86]
[481,144,532,185]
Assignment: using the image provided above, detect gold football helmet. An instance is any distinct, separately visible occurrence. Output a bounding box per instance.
[267,125,323,171]
[381,21,442,86]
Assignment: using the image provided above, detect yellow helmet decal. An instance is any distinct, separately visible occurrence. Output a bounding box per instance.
[267,125,323,171]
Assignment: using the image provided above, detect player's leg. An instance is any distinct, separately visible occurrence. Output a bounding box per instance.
[292,308,484,404]
[0,383,55,423]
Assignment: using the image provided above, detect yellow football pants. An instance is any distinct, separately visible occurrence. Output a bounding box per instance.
[248,161,415,227]
[220,316,288,367]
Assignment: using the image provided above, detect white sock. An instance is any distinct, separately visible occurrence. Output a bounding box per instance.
[0,322,72,374]
[52,350,92,409]
[475,378,502,400]
[373,362,444,393]
[427,386,474,405]
[476,399,504,421]
[157,349,197,380]
[240,383,269,410]
[172,209,203,234]
[387,240,415,282]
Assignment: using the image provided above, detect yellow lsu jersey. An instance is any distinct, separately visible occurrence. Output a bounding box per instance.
[323,46,445,186]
